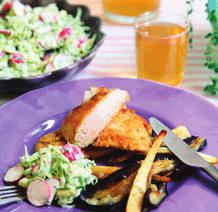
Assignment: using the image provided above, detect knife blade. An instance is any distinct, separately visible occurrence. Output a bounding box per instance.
[149,117,218,181]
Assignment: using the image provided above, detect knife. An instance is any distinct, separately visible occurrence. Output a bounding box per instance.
[149,117,218,182]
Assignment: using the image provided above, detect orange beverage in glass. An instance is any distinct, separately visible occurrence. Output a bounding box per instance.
[102,0,161,25]
[134,11,190,86]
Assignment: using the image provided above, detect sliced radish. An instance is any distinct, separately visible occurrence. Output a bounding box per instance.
[27,179,51,207]
[55,36,60,44]
[0,30,11,35]
[12,1,25,17]
[31,164,40,175]
[40,11,57,24]
[2,1,13,11]
[52,54,74,70]
[33,21,52,34]
[31,20,43,28]
[39,35,59,49]
[39,39,46,48]
[59,27,73,40]
[10,52,25,64]
[35,25,52,34]
[45,178,60,205]
[24,5,32,14]
[45,62,55,72]
[61,144,84,162]
[4,164,25,183]
[77,36,89,47]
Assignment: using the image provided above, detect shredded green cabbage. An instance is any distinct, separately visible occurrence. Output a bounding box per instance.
[0,0,97,78]
[19,145,97,207]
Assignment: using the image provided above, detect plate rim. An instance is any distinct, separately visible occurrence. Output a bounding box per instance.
[2,77,218,110]
[0,77,218,212]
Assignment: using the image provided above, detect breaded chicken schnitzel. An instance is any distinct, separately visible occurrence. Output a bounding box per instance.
[35,129,67,152]
[61,87,129,148]
[35,129,116,159]
[35,86,190,158]
[91,108,153,155]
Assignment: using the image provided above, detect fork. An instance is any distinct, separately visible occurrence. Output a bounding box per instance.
[0,185,26,206]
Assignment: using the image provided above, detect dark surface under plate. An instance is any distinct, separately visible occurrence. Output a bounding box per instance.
[0,0,105,94]
[0,78,218,212]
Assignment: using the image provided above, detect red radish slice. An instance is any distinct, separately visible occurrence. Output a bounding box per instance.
[24,5,31,14]
[77,36,89,47]
[33,21,52,34]
[39,36,58,49]
[55,36,60,44]
[34,25,52,34]
[10,52,25,64]
[12,1,25,17]
[45,62,54,72]
[46,178,60,205]
[31,164,40,175]
[2,1,13,11]
[39,39,46,48]
[0,30,11,35]
[1,2,13,18]
[61,144,84,161]
[59,27,73,40]
[27,179,51,207]
[40,11,57,24]
[4,164,25,183]
[53,54,74,70]
[31,20,43,28]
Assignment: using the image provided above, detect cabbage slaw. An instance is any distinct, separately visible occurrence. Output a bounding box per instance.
[0,0,96,78]
[19,145,97,208]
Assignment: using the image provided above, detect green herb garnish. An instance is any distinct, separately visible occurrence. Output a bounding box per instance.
[186,1,218,95]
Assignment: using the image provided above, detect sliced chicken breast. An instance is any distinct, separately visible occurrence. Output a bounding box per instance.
[82,86,102,104]
[61,87,130,148]
[91,108,153,155]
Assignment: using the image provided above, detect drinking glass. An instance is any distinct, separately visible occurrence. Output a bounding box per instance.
[134,11,190,86]
[102,0,161,25]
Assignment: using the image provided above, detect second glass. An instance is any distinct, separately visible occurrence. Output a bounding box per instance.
[102,0,161,25]
[134,11,190,86]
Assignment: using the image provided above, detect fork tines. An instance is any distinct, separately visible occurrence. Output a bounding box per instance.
[0,185,26,206]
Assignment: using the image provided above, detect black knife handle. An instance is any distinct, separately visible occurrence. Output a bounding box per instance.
[202,163,218,182]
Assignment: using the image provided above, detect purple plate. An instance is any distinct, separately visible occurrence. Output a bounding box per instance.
[0,0,105,94]
[0,77,218,212]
